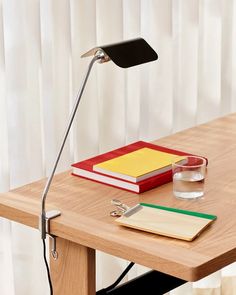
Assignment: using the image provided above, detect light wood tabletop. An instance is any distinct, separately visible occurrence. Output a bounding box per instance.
[0,113,236,294]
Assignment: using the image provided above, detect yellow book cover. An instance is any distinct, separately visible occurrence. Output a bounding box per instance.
[93,147,185,183]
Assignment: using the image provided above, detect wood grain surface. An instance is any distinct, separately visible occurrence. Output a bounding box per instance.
[50,238,95,295]
[0,113,236,282]
[116,205,215,241]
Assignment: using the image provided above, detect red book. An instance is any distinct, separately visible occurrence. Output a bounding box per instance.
[71,141,206,193]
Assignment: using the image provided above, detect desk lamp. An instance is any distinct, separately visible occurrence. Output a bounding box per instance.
[39,38,158,258]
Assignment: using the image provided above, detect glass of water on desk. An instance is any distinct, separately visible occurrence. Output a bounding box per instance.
[172,156,206,200]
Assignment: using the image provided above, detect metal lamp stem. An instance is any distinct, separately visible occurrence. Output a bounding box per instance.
[40,53,103,241]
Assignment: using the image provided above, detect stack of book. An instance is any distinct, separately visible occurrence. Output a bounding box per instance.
[71,141,196,193]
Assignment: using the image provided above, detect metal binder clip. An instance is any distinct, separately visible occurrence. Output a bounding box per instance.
[110,199,130,217]
[110,210,124,217]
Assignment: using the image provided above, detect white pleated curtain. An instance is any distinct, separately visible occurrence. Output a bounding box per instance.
[0,0,236,294]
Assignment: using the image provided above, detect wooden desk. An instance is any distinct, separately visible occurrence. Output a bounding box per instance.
[0,114,236,294]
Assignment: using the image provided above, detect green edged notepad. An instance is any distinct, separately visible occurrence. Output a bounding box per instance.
[115,203,217,241]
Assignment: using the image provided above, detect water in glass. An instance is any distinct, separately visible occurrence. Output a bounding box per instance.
[173,170,205,199]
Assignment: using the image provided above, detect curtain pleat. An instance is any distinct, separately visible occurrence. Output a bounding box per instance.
[70,0,99,162]
[40,0,72,174]
[139,0,151,141]
[0,1,236,294]
[123,0,141,143]
[220,0,234,116]
[172,0,199,132]
[197,0,222,124]
[0,0,8,192]
[232,0,236,111]
[148,0,173,138]
[0,220,15,295]
[96,0,126,153]
[3,0,42,188]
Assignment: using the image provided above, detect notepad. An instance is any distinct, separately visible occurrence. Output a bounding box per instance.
[93,148,186,183]
[115,203,217,241]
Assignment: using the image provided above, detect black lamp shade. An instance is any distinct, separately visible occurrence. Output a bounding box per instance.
[81,38,158,68]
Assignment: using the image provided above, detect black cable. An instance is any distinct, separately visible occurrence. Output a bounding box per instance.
[43,238,133,295]
[42,239,53,295]
[104,261,135,292]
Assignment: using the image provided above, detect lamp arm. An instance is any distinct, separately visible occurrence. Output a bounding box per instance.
[40,52,103,240]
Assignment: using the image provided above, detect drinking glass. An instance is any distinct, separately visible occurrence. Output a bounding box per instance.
[172,156,206,200]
